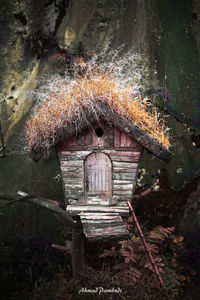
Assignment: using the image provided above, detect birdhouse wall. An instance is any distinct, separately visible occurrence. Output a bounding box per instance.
[56,123,142,212]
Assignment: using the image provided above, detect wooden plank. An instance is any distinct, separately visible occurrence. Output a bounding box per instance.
[121,132,127,147]
[80,212,130,242]
[58,136,76,146]
[113,184,133,191]
[85,224,127,232]
[81,213,122,219]
[79,212,127,218]
[87,197,109,206]
[113,190,132,195]
[58,146,95,151]
[114,127,140,148]
[86,233,130,242]
[67,206,129,212]
[81,221,123,228]
[84,228,130,241]
[63,178,83,184]
[114,127,120,147]
[59,155,86,161]
[112,156,140,162]
[66,205,129,216]
[81,221,123,229]
[113,195,131,200]
[61,167,82,172]
[65,184,83,190]
[79,212,119,216]
[116,202,128,207]
[104,124,114,147]
[117,197,130,202]
[58,146,141,152]
[85,228,128,235]
[104,150,140,156]
[77,128,92,146]
[113,162,138,169]
[65,189,83,195]
[113,180,133,185]
[60,161,83,167]
[85,225,127,234]
[113,168,137,173]
[81,217,121,222]
[58,150,91,157]
[81,216,121,221]
[62,171,83,178]
[65,193,83,199]
[86,232,129,240]
[113,173,136,180]
[64,184,83,190]
[61,170,83,175]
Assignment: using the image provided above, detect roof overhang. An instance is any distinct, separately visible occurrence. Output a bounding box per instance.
[30,102,173,162]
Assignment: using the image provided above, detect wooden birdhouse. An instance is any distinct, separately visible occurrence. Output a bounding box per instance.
[30,102,171,242]
[53,103,172,242]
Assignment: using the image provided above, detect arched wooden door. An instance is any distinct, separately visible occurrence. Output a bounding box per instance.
[84,152,112,205]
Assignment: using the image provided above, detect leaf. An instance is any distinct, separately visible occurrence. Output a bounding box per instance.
[114,263,127,271]
[130,267,142,278]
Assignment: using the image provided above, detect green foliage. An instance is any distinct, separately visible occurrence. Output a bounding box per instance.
[162,265,182,297]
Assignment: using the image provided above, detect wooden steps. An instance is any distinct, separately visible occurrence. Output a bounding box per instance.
[80,213,130,242]
[66,204,129,216]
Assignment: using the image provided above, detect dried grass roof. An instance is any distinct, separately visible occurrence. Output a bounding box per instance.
[24,71,171,161]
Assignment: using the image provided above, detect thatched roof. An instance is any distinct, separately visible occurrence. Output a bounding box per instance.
[24,70,172,162]
[30,101,172,162]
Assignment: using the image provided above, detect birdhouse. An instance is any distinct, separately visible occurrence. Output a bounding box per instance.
[29,101,171,242]
[52,103,172,242]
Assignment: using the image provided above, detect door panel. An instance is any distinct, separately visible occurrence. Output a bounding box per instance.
[85,152,112,204]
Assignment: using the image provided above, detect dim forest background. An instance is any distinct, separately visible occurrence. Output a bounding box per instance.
[0,0,200,299]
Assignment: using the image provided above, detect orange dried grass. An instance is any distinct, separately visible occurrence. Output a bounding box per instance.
[24,73,170,152]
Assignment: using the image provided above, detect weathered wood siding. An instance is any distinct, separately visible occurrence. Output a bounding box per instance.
[57,122,113,149]
[56,122,142,214]
[114,127,138,147]
[57,150,89,205]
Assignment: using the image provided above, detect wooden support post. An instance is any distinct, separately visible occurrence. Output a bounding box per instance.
[71,226,85,281]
